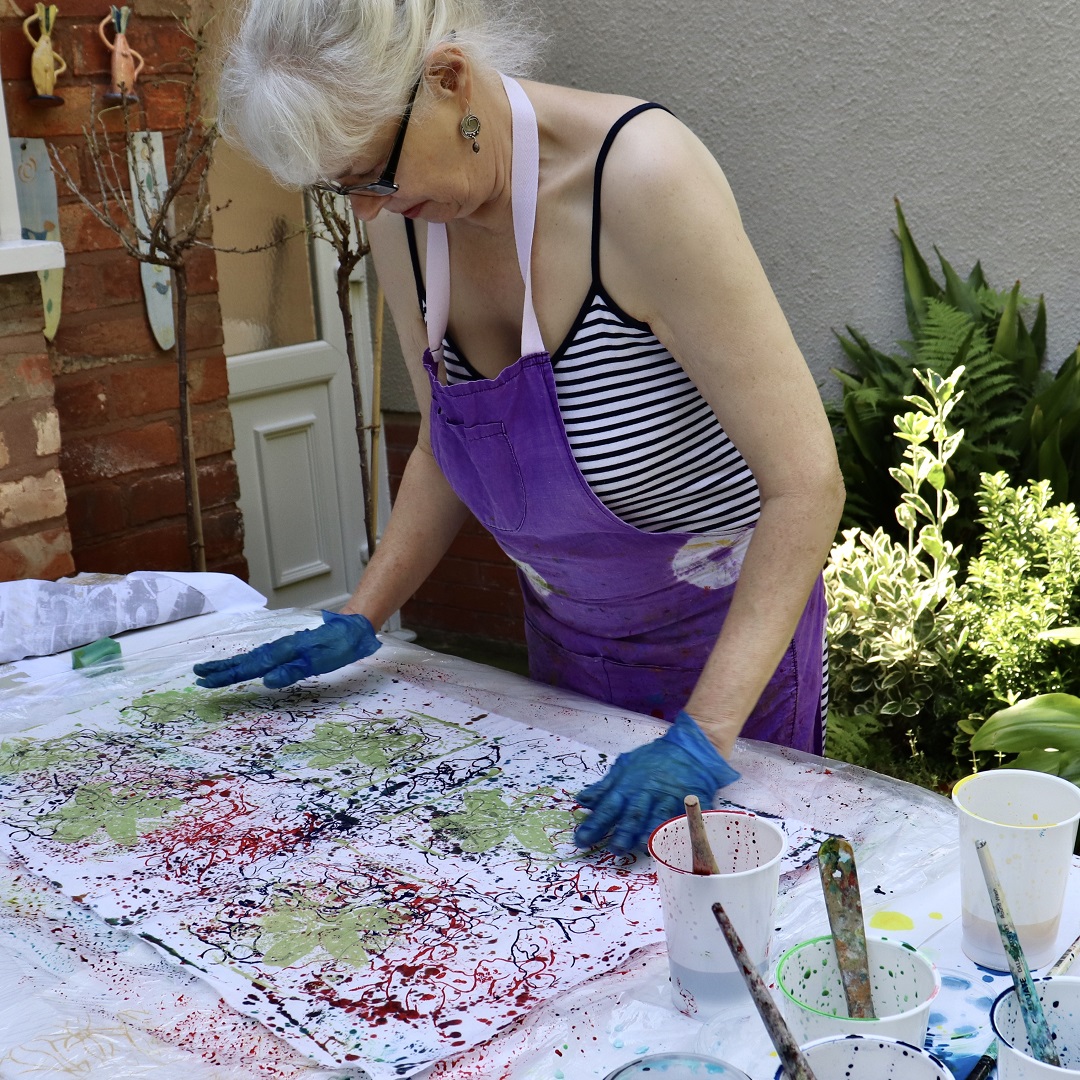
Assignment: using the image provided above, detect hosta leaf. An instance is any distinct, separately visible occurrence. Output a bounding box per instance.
[971,694,1080,753]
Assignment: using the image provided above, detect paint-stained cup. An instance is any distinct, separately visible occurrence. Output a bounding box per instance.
[776,936,940,1046]
[953,769,1080,970]
[647,810,785,1018]
[990,975,1080,1078]
[772,1035,953,1079]
[603,1052,751,1078]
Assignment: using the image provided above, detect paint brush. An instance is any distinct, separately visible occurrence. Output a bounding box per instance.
[818,836,876,1018]
[975,838,1061,1067]
[684,794,720,875]
[962,927,1080,1080]
[711,901,819,1080]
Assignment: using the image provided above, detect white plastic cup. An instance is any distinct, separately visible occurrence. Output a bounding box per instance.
[773,1035,953,1079]
[603,1052,752,1079]
[775,936,940,1046]
[647,810,785,1018]
[952,769,1080,970]
[990,975,1080,1078]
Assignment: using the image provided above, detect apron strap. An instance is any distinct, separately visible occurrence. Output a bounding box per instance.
[425,74,546,360]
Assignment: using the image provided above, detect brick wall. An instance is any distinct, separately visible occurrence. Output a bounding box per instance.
[0,272,74,578]
[384,411,526,648]
[0,1,245,579]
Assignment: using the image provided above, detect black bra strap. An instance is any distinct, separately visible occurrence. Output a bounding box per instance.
[591,102,673,281]
[404,217,426,315]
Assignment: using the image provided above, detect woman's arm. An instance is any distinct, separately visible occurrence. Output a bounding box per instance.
[599,111,845,758]
[338,215,472,627]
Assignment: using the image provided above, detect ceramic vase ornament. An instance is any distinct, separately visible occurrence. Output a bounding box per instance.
[23,3,67,107]
[99,6,144,105]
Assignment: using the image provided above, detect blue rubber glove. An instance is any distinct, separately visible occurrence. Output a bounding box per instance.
[574,710,740,854]
[193,611,380,690]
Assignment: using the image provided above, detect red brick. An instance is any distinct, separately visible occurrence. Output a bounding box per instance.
[67,21,112,77]
[0,353,53,407]
[97,254,143,306]
[49,141,82,189]
[74,519,189,573]
[142,79,188,131]
[57,200,126,254]
[0,277,49,339]
[4,84,97,140]
[61,419,178,484]
[192,405,233,458]
[184,295,224,352]
[60,259,105,314]
[185,244,218,296]
[202,505,244,561]
[137,22,197,76]
[0,527,74,581]
[447,525,506,563]
[110,361,179,418]
[53,307,161,358]
[0,26,31,82]
[188,353,227,404]
[195,454,240,508]
[54,372,108,428]
[65,480,124,542]
[128,468,185,525]
[208,552,249,579]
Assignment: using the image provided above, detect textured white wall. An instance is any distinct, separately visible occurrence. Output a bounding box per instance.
[532,0,1080,398]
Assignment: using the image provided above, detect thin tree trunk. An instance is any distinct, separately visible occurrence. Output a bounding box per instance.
[175,264,206,571]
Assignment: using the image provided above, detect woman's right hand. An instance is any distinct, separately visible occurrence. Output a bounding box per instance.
[193,610,381,689]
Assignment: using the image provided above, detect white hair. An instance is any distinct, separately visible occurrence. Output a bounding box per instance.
[217,0,541,188]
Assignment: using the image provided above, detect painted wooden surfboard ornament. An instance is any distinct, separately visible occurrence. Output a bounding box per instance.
[9,138,63,340]
[126,130,175,351]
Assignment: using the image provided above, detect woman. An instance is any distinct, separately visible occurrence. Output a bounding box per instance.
[199,0,845,853]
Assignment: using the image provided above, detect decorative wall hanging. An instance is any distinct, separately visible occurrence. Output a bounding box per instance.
[126,131,176,350]
[8,138,63,340]
[99,6,143,105]
[22,3,66,107]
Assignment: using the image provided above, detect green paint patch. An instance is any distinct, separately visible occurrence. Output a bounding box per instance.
[120,687,247,729]
[37,783,183,848]
[0,737,88,776]
[283,717,425,771]
[431,788,574,855]
[257,893,407,968]
[869,910,916,931]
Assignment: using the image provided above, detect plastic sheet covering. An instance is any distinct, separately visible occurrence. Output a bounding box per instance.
[0,607,962,1079]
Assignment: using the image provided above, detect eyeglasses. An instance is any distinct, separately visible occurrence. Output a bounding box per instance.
[312,75,422,198]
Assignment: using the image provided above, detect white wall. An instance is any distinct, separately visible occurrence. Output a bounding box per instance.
[533,0,1080,397]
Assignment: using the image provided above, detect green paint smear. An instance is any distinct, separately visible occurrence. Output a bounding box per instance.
[37,783,183,848]
[119,687,247,730]
[257,895,407,968]
[431,788,574,855]
[283,717,425,771]
[0,737,89,776]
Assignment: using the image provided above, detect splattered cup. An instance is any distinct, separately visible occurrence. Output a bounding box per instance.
[647,810,785,1018]
[603,1052,751,1078]
[775,935,940,1046]
[991,974,1080,1078]
[772,1034,953,1079]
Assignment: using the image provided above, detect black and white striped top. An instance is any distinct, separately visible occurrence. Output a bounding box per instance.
[407,103,761,537]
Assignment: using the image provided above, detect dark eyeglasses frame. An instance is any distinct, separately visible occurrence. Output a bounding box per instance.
[312,75,422,198]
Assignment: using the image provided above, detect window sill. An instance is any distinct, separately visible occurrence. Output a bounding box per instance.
[0,239,65,276]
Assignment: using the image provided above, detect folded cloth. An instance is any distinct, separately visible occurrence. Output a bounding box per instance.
[0,572,265,664]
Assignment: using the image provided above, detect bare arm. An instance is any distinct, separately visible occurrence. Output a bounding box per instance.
[601,112,845,758]
[338,215,471,627]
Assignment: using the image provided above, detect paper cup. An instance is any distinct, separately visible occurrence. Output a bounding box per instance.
[773,1035,953,1079]
[990,975,1080,1078]
[953,769,1080,970]
[776,936,940,1045]
[603,1052,751,1078]
[647,810,785,1018]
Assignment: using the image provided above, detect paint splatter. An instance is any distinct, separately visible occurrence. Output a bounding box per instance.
[869,910,916,931]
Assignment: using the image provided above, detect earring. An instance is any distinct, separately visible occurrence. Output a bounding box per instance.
[460,105,480,153]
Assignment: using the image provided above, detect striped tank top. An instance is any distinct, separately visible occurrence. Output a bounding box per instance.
[406,102,760,536]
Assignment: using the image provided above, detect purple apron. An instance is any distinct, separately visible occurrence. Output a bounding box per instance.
[421,75,825,754]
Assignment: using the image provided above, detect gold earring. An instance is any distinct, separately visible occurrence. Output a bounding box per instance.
[460,104,480,153]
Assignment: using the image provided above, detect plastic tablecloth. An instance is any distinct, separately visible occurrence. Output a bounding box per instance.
[0,606,1074,1080]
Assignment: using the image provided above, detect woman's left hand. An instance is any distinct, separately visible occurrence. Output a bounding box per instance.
[573,710,740,854]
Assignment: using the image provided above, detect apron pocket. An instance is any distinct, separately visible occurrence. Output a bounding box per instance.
[437,418,527,533]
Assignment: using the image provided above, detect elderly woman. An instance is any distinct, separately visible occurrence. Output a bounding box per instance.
[198,0,845,853]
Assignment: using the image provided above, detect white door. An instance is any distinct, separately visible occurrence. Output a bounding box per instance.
[209,146,392,612]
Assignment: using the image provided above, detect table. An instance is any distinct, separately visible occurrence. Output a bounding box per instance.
[0,605,1074,1080]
